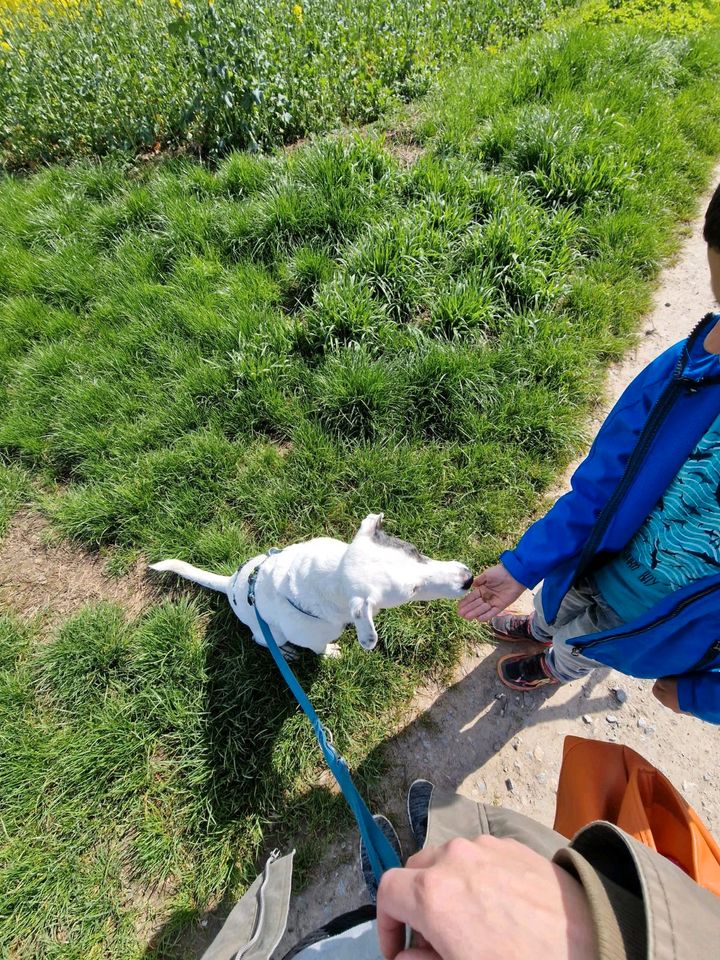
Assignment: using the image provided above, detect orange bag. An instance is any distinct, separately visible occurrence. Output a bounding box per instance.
[553,735,720,897]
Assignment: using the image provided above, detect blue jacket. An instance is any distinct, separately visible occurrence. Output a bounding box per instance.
[500,313,720,723]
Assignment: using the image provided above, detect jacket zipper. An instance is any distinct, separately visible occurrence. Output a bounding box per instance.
[573,313,720,583]
[690,638,720,672]
[571,581,720,661]
[573,376,685,581]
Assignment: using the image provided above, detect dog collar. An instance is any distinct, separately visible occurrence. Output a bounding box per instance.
[245,548,322,620]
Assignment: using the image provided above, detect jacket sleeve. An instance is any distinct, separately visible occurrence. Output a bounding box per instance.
[677,670,720,723]
[499,342,683,590]
[556,821,720,960]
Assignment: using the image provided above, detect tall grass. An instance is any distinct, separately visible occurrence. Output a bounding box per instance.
[2,9,720,959]
[0,0,577,167]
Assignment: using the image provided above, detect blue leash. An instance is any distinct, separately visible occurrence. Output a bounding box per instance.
[246,555,401,885]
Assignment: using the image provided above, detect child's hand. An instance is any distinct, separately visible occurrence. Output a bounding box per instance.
[652,678,683,713]
[457,564,525,621]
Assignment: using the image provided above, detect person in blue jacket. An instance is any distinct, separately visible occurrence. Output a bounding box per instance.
[458,183,720,724]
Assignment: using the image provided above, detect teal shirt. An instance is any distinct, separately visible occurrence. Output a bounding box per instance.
[595,411,720,620]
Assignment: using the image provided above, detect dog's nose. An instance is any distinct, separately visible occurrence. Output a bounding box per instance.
[462,573,474,591]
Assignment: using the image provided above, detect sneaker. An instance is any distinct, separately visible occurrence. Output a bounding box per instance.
[497,652,559,691]
[491,612,551,646]
[359,815,403,904]
[407,779,434,850]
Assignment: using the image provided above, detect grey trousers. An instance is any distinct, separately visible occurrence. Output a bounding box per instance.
[425,788,566,860]
[531,577,624,682]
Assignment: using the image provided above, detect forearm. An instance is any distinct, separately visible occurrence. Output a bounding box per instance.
[502,344,683,589]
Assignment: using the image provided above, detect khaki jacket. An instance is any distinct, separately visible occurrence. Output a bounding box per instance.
[426,790,720,960]
[203,788,720,960]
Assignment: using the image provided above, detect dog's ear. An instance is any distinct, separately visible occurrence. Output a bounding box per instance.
[349,596,378,650]
[355,513,384,539]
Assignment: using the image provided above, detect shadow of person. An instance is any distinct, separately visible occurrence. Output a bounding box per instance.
[142,631,615,958]
[139,599,326,958]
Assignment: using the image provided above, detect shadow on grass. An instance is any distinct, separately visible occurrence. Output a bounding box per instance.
[138,595,327,959]
[142,628,614,959]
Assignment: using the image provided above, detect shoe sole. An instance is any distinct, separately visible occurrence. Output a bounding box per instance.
[496,653,558,691]
[358,814,403,904]
[491,628,551,646]
[407,779,434,850]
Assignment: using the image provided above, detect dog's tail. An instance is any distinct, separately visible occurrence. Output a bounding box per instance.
[149,559,231,595]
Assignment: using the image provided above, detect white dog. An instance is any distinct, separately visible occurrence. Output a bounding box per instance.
[149,513,473,657]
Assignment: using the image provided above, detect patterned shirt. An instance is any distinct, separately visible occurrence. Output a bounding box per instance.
[595,411,720,620]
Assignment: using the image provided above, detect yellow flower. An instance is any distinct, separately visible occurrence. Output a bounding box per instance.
[0,39,10,49]
[292,3,303,23]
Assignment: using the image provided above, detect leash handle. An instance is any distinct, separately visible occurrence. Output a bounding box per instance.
[253,605,401,883]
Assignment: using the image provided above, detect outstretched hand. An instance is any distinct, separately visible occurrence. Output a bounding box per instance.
[652,678,684,714]
[376,835,595,960]
[457,564,525,622]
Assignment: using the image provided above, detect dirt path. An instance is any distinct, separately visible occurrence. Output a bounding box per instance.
[0,511,160,628]
[276,170,720,952]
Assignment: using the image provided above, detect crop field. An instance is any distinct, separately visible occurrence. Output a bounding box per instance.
[0,0,577,167]
[1,0,720,957]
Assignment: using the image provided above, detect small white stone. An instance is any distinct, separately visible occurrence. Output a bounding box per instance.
[606,714,619,724]
[533,745,544,762]
[582,714,593,725]
[682,780,696,793]
[636,717,647,728]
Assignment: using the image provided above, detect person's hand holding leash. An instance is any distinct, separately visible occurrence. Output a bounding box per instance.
[457,564,525,622]
[376,835,595,960]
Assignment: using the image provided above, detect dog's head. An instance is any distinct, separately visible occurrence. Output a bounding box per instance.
[341,513,473,650]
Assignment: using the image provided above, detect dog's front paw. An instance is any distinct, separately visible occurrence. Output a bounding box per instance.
[323,643,342,659]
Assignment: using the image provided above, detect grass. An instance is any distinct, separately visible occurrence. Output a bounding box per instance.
[0,601,419,958]
[0,0,578,167]
[0,459,31,534]
[2,5,720,958]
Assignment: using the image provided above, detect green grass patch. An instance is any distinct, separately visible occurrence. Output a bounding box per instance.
[2,8,720,957]
[0,459,31,535]
[0,600,432,958]
[0,0,577,167]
